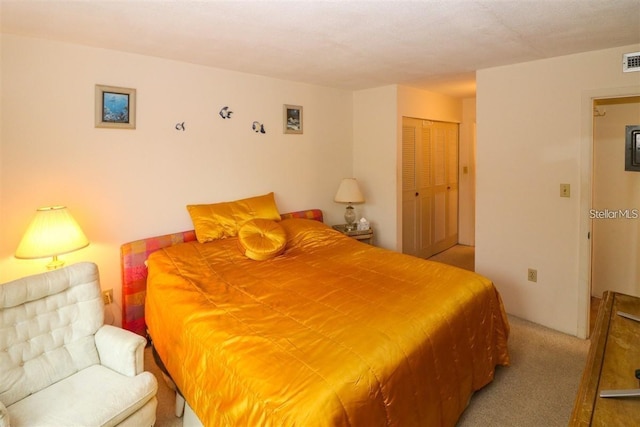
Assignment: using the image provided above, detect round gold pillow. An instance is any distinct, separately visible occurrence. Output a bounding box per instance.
[238,218,287,261]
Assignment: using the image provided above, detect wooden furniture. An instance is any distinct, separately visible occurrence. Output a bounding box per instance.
[571,291,640,426]
[332,223,373,244]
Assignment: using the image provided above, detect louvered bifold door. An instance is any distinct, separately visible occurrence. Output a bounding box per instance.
[402,117,458,258]
[431,122,459,254]
[402,122,418,255]
[417,123,434,258]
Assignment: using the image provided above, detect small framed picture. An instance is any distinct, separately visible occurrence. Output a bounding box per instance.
[95,84,136,129]
[283,104,303,134]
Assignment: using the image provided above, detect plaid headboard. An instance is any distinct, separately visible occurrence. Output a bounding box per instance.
[120,209,324,337]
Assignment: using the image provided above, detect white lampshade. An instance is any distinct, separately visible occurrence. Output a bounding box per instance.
[15,206,89,269]
[334,178,365,204]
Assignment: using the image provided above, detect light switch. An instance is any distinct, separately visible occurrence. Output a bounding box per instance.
[560,183,570,198]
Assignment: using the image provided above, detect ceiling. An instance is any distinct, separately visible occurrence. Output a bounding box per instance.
[1,0,639,98]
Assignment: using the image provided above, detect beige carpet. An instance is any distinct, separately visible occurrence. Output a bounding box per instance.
[457,315,589,426]
[145,348,182,427]
[147,245,590,426]
[428,244,475,271]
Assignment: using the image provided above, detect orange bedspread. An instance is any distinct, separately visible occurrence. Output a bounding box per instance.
[146,219,510,426]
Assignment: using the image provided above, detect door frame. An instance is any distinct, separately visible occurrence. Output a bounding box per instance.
[578,85,640,339]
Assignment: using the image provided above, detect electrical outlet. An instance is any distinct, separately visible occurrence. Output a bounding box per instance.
[527,268,538,283]
[102,289,113,305]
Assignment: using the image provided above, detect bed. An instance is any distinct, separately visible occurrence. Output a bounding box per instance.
[120,195,510,427]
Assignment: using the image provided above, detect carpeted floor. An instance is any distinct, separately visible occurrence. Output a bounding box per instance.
[145,348,182,427]
[147,244,590,427]
[434,245,590,426]
[428,244,475,271]
[457,315,589,426]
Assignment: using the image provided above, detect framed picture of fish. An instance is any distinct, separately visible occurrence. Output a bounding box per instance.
[95,84,136,129]
[283,104,303,134]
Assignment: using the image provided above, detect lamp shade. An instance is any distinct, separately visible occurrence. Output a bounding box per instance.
[15,206,89,262]
[334,178,365,204]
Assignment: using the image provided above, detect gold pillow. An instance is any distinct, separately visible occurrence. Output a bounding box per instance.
[238,219,287,261]
[187,192,281,243]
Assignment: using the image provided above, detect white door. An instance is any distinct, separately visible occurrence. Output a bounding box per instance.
[402,117,459,258]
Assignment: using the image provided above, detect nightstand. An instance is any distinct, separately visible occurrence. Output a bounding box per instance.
[332,224,374,245]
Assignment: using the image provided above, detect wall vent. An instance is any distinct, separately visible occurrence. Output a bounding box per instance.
[623,52,640,72]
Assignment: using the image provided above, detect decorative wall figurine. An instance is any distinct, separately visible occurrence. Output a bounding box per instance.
[219,106,233,119]
[175,122,186,131]
[252,121,266,134]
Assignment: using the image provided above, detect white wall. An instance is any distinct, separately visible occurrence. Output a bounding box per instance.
[0,35,354,325]
[476,44,640,336]
[397,85,462,124]
[459,98,476,246]
[592,98,640,298]
[352,85,398,250]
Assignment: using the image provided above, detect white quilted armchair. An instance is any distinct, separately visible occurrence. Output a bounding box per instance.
[0,262,158,427]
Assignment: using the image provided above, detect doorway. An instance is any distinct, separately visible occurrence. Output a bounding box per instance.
[591,97,640,298]
[578,87,640,339]
[402,117,459,258]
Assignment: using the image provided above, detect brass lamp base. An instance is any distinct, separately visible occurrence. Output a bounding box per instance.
[46,255,65,270]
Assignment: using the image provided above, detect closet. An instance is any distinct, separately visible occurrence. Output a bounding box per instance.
[402,117,459,258]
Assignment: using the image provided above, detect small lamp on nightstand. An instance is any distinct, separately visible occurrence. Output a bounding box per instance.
[15,206,89,270]
[334,178,365,231]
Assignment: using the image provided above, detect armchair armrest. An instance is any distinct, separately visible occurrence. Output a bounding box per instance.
[95,325,147,377]
[0,400,10,427]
